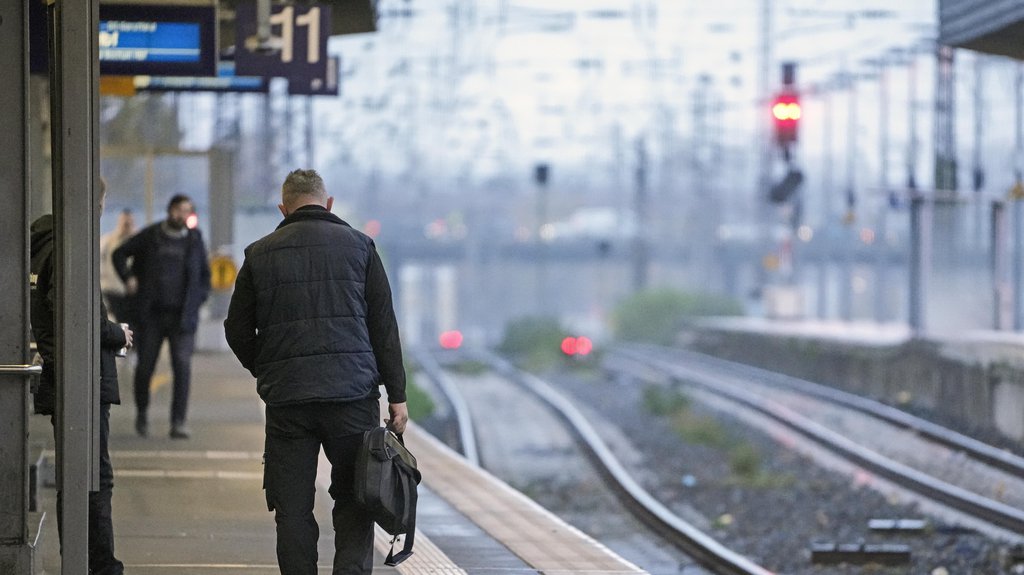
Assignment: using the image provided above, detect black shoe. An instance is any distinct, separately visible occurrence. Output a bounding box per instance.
[135,415,148,437]
[169,424,191,439]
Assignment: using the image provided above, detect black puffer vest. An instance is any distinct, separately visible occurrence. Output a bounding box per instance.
[243,207,381,406]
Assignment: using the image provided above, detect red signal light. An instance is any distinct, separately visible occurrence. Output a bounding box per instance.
[561,337,578,356]
[772,101,801,121]
[186,213,199,229]
[561,336,594,356]
[439,330,463,350]
[771,92,800,145]
[576,336,593,356]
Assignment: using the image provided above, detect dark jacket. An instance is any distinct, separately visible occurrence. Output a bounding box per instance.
[112,221,211,333]
[224,205,406,406]
[30,215,126,415]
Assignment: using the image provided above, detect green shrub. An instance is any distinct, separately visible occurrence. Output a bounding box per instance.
[612,288,743,345]
[405,376,435,422]
[402,362,434,422]
[448,360,489,375]
[642,385,690,416]
[729,443,761,479]
[498,316,566,370]
[672,411,732,450]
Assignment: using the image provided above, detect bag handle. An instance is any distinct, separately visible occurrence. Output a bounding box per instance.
[384,453,417,566]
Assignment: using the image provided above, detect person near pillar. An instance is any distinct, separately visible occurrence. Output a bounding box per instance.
[112,194,211,439]
[29,179,133,575]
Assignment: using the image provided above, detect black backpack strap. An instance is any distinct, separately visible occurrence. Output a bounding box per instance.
[384,438,417,566]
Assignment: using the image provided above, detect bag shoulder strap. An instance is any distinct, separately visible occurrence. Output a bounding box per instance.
[384,433,417,566]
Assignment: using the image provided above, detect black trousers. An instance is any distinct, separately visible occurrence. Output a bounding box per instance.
[264,403,377,575]
[54,403,124,575]
[133,310,195,426]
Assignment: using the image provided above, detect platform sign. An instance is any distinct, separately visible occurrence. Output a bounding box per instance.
[135,61,269,93]
[99,3,218,77]
[288,56,339,96]
[234,2,330,81]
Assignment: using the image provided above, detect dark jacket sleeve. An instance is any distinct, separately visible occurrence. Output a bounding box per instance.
[224,259,259,376]
[364,243,406,403]
[112,228,144,282]
[99,300,126,350]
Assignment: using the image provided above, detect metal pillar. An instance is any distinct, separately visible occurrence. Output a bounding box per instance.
[991,201,1010,330]
[906,51,919,191]
[875,61,889,323]
[840,69,857,322]
[632,137,649,292]
[208,147,236,321]
[755,0,773,295]
[51,1,101,573]
[1015,199,1024,331]
[0,0,35,571]
[908,195,929,333]
[1014,63,1024,331]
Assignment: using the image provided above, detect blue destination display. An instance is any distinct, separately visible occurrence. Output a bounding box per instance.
[99,3,217,77]
[100,21,201,63]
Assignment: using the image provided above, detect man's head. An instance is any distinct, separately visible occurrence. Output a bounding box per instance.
[166,194,194,230]
[279,169,333,217]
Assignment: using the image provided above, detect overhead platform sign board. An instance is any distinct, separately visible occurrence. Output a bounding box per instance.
[99,2,218,76]
[235,3,330,82]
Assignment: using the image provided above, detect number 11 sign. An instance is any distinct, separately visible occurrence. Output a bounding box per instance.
[234,2,330,82]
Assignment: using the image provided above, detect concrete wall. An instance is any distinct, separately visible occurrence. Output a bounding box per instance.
[688,327,1024,443]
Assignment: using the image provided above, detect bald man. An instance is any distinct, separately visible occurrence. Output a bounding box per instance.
[224,169,408,575]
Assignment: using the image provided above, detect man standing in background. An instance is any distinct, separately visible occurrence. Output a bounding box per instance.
[113,194,210,439]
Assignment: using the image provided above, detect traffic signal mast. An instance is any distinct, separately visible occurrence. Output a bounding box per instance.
[772,91,801,148]
[769,62,804,206]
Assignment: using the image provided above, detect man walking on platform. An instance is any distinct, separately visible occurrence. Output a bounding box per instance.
[113,194,210,439]
[30,180,133,575]
[224,169,408,575]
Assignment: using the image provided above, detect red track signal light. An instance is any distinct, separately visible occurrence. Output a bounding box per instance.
[561,336,594,357]
[439,330,463,350]
[771,92,800,145]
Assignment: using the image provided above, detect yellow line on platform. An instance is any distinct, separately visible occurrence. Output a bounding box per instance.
[151,372,171,392]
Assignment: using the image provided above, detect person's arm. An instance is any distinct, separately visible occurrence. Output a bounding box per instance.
[224,260,259,375]
[112,229,143,292]
[99,301,129,350]
[365,243,406,406]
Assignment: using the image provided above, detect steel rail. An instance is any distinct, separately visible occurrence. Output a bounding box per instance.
[471,349,775,575]
[411,348,480,466]
[624,343,1024,478]
[614,346,1024,535]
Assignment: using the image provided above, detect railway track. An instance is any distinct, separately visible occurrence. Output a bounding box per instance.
[418,347,775,575]
[611,343,1024,536]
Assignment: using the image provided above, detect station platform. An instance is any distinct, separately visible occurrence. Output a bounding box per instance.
[29,350,642,575]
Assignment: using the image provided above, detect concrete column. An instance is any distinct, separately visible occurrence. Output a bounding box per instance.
[51,1,102,573]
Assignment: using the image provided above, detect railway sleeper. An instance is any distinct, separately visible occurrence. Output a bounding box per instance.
[810,542,912,565]
[868,518,928,532]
